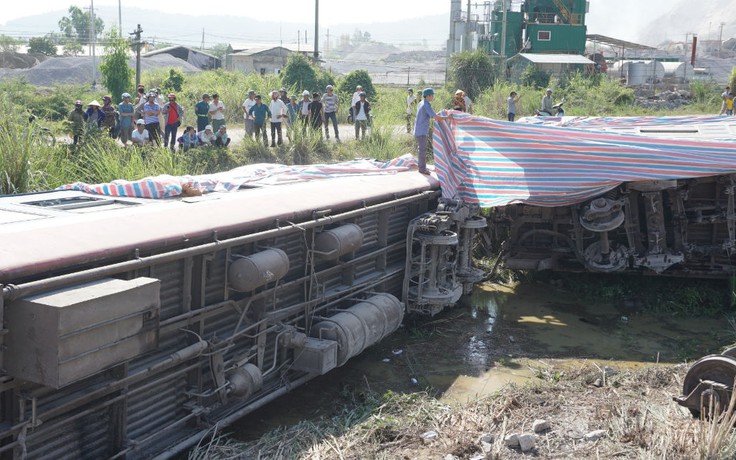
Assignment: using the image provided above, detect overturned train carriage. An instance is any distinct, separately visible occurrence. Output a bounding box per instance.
[493,175,736,277]
[0,173,482,459]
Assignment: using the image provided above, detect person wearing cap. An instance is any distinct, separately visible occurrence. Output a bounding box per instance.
[215,125,231,148]
[405,88,417,133]
[269,90,287,147]
[248,95,271,146]
[353,92,371,140]
[242,90,257,139]
[195,93,211,132]
[85,100,105,129]
[453,90,467,112]
[322,85,340,142]
[142,92,161,145]
[279,88,289,105]
[298,90,311,132]
[414,88,450,175]
[162,93,184,151]
[198,124,217,146]
[118,93,135,145]
[131,119,151,147]
[209,93,226,133]
[67,100,85,145]
[541,88,554,115]
[101,95,117,137]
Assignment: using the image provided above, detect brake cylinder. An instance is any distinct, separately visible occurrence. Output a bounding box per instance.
[228,248,290,292]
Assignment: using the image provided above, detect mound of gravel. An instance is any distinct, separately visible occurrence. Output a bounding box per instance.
[0,54,201,87]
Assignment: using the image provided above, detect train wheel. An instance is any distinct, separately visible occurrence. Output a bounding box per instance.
[681,355,736,418]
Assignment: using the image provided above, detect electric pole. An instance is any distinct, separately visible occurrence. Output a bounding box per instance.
[90,0,96,87]
[130,24,143,89]
[314,0,319,60]
[201,28,205,50]
[719,22,725,58]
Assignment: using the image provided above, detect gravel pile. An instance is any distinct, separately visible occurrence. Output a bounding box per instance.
[635,89,693,110]
[0,54,201,87]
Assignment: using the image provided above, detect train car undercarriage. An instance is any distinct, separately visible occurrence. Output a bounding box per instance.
[0,173,484,460]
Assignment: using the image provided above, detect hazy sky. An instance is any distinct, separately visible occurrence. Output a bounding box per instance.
[4,0,450,26]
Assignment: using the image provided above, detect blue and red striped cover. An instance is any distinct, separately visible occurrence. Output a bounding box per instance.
[432,112,736,208]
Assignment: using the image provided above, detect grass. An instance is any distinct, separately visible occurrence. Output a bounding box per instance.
[189,364,736,460]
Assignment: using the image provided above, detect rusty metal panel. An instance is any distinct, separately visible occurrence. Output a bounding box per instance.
[5,277,160,388]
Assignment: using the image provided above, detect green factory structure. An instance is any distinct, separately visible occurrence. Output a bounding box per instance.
[448,0,595,80]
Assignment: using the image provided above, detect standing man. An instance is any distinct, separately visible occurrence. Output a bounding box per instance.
[118,93,135,145]
[279,88,290,105]
[101,95,117,138]
[541,88,554,115]
[209,93,226,133]
[721,86,731,115]
[298,90,311,133]
[85,100,105,129]
[162,93,184,151]
[142,92,161,146]
[195,93,211,133]
[414,88,450,175]
[507,91,521,122]
[405,88,417,133]
[268,90,287,147]
[322,85,340,142]
[67,100,85,146]
[286,95,298,141]
[353,92,370,140]
[350,85,363,122]
[248,95,271,146]
[242,90,257,139]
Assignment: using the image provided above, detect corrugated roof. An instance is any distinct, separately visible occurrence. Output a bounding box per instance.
[232,45,310,57]
[514,53,595,64]
[143,45,218,60]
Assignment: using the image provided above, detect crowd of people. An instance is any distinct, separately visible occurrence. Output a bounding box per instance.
[67,84,387,150]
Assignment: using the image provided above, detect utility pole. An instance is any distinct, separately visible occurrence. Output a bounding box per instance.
[500,0,508,59]
[118,0,122,36]
[298,30,301,52]
[407,66,411,85]
[90,0,96,87]
[201,28,205,50]
[464,0,472,51]
[719,22,725,58]
[130,24,143,89]
[314,0,319,60]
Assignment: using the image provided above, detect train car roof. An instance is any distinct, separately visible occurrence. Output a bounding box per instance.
[0,172,439,282]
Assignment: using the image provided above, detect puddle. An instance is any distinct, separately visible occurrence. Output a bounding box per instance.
[233,280,731,440]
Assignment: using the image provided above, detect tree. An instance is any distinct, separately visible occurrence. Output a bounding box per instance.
[162,68,185,92]
[281,53,320,92]
[58,6,104,45]
[0,35,22,52]
[208,43,229,61]
[63,42,83,56]
[449,50,497,100]
[338,70,376,100]
[28,37,57,56]
[99,29,132,103]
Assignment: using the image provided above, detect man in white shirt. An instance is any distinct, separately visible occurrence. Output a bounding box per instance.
[209,93,226,132]
[131,119,150,147]
[353,92,370,140]
[269,90,287,147]
[242,90,256,139]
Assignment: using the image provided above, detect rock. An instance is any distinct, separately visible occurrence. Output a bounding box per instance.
[533,419,550,433]
[518,433,536,452]
[584,429,607,441]
[504,433,520,447]
[481,441,493,453]
[421,430,438,440]
[469,454,485,460]
[479,433,494,444]
[444,455,459,460]
[592,378,603,387]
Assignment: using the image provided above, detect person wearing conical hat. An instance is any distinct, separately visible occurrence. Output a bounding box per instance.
[85,100,105,129]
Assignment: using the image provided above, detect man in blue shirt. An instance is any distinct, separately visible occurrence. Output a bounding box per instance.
[414,88,450,175]
[248,95,271,147]
[142,92,161,146]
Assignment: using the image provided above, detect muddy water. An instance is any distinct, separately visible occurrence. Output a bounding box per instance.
[233,281,730,440]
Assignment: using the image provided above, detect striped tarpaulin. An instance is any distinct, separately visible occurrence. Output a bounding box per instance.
[517,114,735,128]
[432,112,736,208]
[59,155,418,198]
